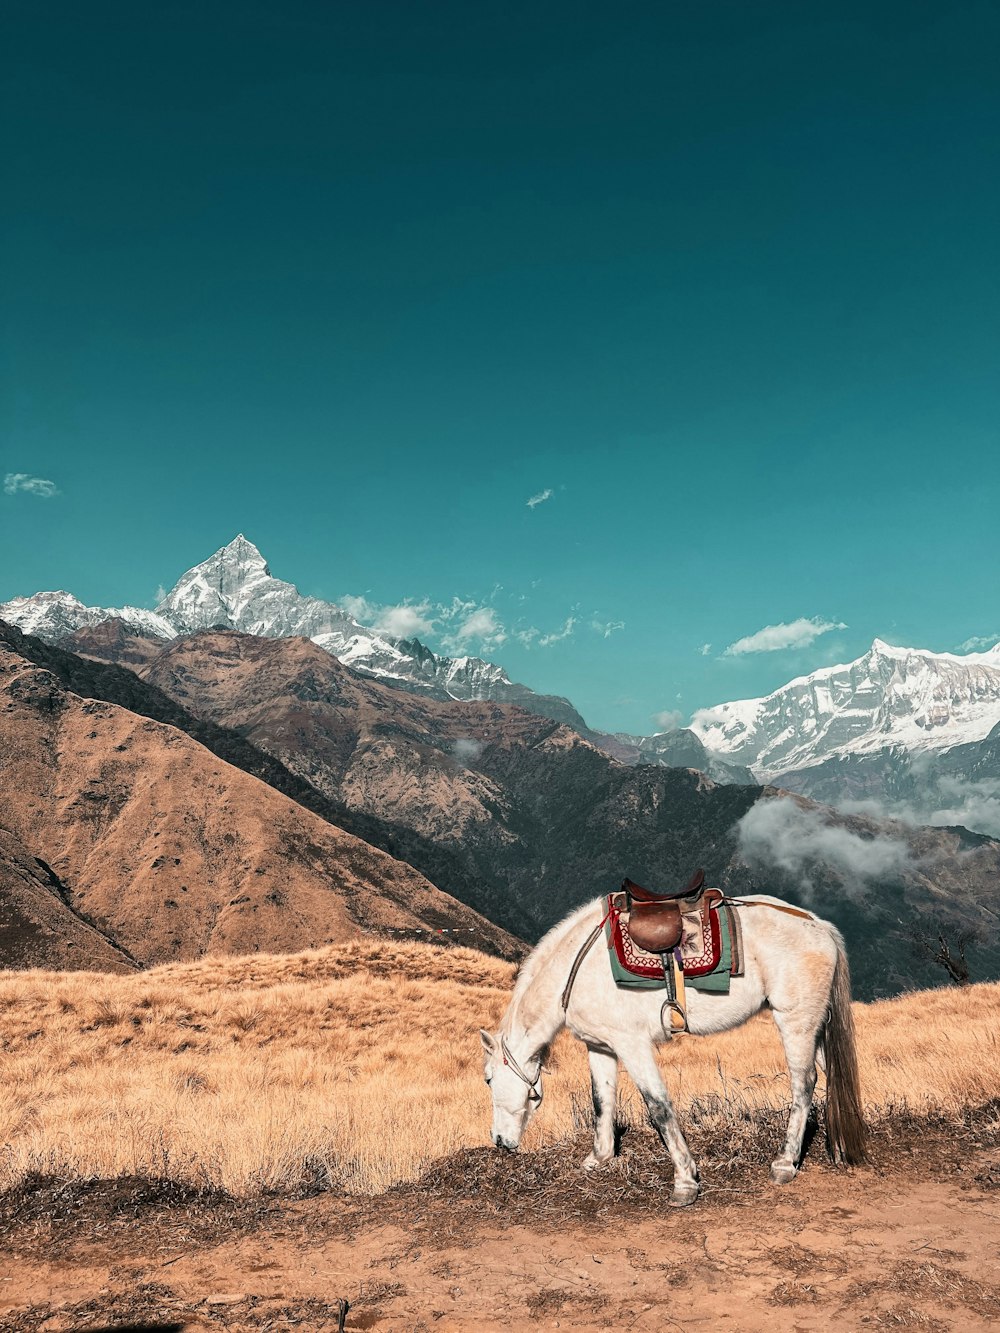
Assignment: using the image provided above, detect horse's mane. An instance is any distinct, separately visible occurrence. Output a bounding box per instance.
[504,898,599,1034]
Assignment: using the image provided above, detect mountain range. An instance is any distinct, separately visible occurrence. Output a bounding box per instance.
[0,535,589,730]
[8,536,1000,821]
[5,615,998,997]
[6,535,1000,829]
[688,639,1000,835]
[6,534,1000,831]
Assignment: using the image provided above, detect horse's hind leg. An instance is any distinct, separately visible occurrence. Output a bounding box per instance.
[583,1045,618,1169]
[770,1008,821,1184]
[617,1039,699,1206]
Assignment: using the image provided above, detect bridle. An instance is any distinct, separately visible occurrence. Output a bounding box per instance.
[499,1034,543,1104]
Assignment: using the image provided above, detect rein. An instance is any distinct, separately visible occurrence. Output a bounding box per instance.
[500,1034,543,1103]
[559,908,611,1011]
[725,898,814,920]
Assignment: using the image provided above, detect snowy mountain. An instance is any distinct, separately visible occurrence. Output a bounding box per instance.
[0,590,176,642]
[689,638,1000,780]
[0,536,587,729]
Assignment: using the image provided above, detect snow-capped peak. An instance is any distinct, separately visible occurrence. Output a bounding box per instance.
[690,638,1000,779]
[157,533,283,630]
[0,536,578,722]
[868,637,903,656]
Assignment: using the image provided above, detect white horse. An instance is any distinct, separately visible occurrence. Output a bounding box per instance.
[480,893,866,1206]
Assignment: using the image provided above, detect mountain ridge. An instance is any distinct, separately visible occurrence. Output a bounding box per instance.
[5,537,1000,819]
[690,637,1000,780]
[0,627,521,969]
[1,535,589,731]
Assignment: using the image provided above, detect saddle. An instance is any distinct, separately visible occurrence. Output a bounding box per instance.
[619,868,707,954]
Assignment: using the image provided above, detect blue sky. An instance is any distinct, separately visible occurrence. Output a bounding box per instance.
[2,2,999,734]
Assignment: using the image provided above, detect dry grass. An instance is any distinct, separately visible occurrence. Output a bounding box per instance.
[0,940,997,1197]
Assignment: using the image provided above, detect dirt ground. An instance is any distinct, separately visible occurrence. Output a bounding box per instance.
[2,1111,999,1332]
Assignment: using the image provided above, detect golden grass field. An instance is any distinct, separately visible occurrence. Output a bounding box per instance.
[0,940,998,1197]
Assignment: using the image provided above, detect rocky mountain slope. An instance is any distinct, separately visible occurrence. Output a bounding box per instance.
[600,726,754,784]
[76,625,999,999]
[0,633,518,970]
[1,619,484,905]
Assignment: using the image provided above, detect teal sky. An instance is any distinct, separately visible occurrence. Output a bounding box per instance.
[3,2,999,734]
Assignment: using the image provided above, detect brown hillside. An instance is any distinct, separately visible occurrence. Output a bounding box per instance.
[0,828,134,973]
[0,644,519,968]
[61,617,167,667]
[140,628,558,820]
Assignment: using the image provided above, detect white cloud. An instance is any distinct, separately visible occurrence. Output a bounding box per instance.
[652,709,684,732]
[538,615,576,647]
[452,737,484,767]
[958,633,1000,653]
[699,643,712,656]
[526,488,553,509]
[442,605,507,652]
[841,775,1000,841]
[736,796,913,895]
[723,616,847,657]
[458,607,503,640]
[439,596,477,622]
[4,472,59,498]
[591,618,625,639]
[338,594,438,640]
[339,594,378,623]
[375,602,436,640]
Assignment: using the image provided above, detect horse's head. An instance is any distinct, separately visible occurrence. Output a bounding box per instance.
[479,1028,543,1151]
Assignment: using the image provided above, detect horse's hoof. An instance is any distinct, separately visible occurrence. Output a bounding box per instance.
[769,1162,798,1185]
[583,1152,612,1170]
[669,1183,699,1208]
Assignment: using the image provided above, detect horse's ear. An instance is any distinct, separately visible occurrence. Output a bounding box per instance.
[479,1029,497,1054]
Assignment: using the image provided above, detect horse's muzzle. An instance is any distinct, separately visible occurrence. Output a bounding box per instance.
[492,1134,518,1152]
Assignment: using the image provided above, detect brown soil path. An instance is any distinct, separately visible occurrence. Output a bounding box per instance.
[2,1151,1000,1333]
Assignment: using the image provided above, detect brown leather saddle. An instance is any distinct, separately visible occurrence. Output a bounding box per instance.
[619,868,707,954]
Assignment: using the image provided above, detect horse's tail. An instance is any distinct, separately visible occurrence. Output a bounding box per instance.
[822,931,868,1165]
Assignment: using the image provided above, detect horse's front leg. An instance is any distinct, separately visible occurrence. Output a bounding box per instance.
[618,1039,699,1206]
[583,1045,618,1169]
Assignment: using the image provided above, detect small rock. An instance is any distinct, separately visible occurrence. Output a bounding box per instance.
[205,1293,247,1306]
[592,1254,602,1263]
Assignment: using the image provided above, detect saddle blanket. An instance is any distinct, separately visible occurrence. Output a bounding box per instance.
[605,893,738,993]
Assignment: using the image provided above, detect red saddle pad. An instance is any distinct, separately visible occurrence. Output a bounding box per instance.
[607,893,722,980]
